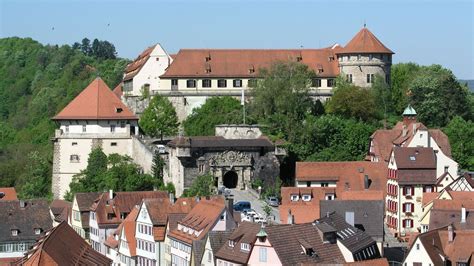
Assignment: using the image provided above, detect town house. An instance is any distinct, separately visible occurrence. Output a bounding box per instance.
[69,192,100,240]
[385,147,437,236]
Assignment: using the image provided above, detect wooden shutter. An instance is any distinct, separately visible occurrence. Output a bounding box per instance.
[411,203,414,212]
[411,186,415,196]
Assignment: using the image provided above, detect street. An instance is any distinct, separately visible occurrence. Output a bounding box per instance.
[230,188,280,224]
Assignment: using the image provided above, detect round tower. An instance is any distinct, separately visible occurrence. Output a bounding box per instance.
[336,27,393,87]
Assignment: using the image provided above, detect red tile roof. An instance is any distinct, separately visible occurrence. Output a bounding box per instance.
[0,187,18,200]
[369,121,452,163]
[90,191,168,227]
[214,222,261,264]
[393,147,436,169]
[113,83,123,98]
[121,206,139,256]
[18,221,111,265]
[280,187,334,224]
[123,45,155,81]
[168,197,229,245]
[161,48,341,79]
[338,190,384,201]
[338,28,393,54]
[422,192,440,206]
[53,78,138,120]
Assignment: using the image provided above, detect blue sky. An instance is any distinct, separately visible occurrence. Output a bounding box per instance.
[1,0,473,79]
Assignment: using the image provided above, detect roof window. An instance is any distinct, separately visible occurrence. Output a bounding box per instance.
[409,156,416,161]
[11,229,18,236]
[116,107,123,113]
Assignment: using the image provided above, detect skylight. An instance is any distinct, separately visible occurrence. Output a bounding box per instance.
[409,156,416,161]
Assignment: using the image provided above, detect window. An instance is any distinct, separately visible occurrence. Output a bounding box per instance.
[11,229,18,236]
[120,121,126,128]
[325,193,335,200]
[82,125,86,133]
[367,74,375,83]
[208,251,212,262]
[327,79,335,87]
[403,186,414,196]
[73,210,81,221]
[70,154,80,163]
[110,125,116,133]
[416,243,420,250]
[302,194,311,201]
[233,79,242,88]
[91,212,96,220]
[403,203,414,213]
[369,54,373,61]
[444,166,449,173]
[228,240,235,247]
[186,80,196,88]
[259,247,267,262]
[72,142,77,146]
[346,74,353,83]
[409,156,416,161]
[111,142,117,146]
[321,183,329,187]
[171,79,178,86]
[217,79,227,88]
[248,79,257,87]
[403,219,413,228]
[290,195,299,201]
[241,243,251,251]
[312,78,322,87]
[65,125,69,133]
[202,79,211,88]
[357,54,361,60]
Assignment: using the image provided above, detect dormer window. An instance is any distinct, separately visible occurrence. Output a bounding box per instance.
[11,229,18,236]
[302,194,311,201]
[116,107,123,113]
[290,195,299,201]
[34,228,41,235]
[296,55,302,62]
[241,243,251,251]
[248,66,255,74]
[228,240,235,247]
[205,54,211,62]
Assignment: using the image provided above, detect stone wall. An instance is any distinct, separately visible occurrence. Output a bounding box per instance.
[215,125,262,139]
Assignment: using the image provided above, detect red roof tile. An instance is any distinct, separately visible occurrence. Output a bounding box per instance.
[123,45,155,81]
[113,83,123,98]
[161,48,340,79]
[0,187,18,200]
[53,78,137,120]
[338,28,393,54]
[279,187,334,224]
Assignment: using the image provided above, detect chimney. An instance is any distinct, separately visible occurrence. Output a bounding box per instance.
[109,189,113,200]
[461,206,466,223]
[287,209,294,224]
[195,196,200,202]
[169,192,175,204]
[226,196,234,219]
[364,175,369,190]
[448,224,454,242]
[345,211,355,227]
[402,125,407,137]
[19,200,26,208]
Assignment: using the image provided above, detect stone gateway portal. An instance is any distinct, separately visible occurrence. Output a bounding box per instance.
[223,171,238,188]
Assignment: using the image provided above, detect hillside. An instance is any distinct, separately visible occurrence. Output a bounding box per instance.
[0,37,129,195]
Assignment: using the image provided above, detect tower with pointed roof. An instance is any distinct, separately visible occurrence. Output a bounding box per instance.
[336,27,394,87]
[51,78,145,199]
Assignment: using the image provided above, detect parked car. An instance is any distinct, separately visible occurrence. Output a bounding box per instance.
[254,216,267,224]
[242,209,258,217]
[266,196,279,207]
[233,201,251,212]
[156,144,167,154]
[218,186,232,196]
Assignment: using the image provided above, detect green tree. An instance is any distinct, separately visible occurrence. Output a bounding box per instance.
[250,61,316,142]
[139,95,179,140]
[182,173,214,197]
[390,63,421,113]
[409,65,471,127]
[371,75,393,120]
[151,152,165,186]
[17,151,52,199]
[184,96,243,136]
[326,77,379,122]
[444,116,474,170]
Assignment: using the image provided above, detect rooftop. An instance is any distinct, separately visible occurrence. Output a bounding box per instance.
[0,187,18,200]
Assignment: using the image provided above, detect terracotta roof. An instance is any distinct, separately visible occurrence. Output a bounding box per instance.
[161,48,340,79]
[342,258,389,266]
[168,197,231,245]
[393,147,437,184]
[320,200,385,240]
[264,222,346,265]
[50,199,72,223]
[422,192,440,206]
[0,200,53,243]
[279,187,333,224]
[121,206,139,256]
[90,191,168,227]
[215,222,260,264]
[75,192,101,211]
[408,226,474,265]
[123,45,155,81]
[53,78,138,120]
[338,190,384,201]
[0,187,18,200]
[446,191,474,201]
[18,221,111,265]
[369,120,452,163]
[338,28,393,54]
[113,83,123,98]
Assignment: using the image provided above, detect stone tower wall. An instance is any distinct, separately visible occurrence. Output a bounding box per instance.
[338,54,391,87]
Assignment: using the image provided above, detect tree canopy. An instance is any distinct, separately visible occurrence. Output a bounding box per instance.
[444,116,474,170]
[182,173,214,197]
[139,95,179,140]
[72,38,117,60]
[66,147,158,200]
[183,96,243,136]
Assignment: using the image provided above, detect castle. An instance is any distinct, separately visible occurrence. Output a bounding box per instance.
[121,27,393,121]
